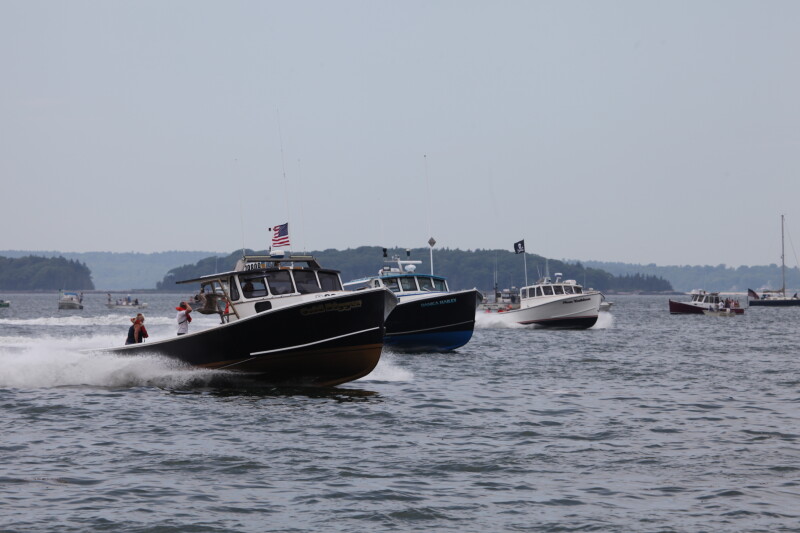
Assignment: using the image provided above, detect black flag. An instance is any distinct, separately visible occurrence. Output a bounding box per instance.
[514,240,525,254]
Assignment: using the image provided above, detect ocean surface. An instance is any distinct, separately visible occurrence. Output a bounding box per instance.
[1,292,798,532]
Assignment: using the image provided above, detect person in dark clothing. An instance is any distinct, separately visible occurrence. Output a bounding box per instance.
[125,313,149,345]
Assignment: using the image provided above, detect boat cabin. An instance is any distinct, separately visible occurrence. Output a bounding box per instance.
[347,273,448,294]
[178,253,346,321]
[344,255,449,295]
[689,291,722,306]
[520,273,584,300]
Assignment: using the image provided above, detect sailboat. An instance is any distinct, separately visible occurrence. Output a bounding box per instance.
[748,215,800,307]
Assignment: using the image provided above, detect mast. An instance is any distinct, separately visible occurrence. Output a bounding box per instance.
[781,214,786,296]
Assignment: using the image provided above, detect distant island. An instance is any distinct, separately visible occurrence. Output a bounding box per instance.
[0,255,94,290]
[0,250,219,291]
[155,247,674,294]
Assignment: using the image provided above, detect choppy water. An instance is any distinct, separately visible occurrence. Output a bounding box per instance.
[1,292,798,532]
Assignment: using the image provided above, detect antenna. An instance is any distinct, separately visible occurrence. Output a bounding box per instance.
[276,109,292,248]
[424,154,435,275]
[296,157,306,253]
[235,158,246,258]
[781,214,786,295]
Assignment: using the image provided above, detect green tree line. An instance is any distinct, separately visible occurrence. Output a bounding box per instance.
[0,255,95,290]
[156,247,673,293]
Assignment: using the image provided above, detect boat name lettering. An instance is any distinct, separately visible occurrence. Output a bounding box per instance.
[563,297,590,304]
[301,300,363,316]
[244,262,269,271]
[421,298,456,308]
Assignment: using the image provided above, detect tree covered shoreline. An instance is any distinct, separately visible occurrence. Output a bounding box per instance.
[156,247,674,293]
[0,256,94,290]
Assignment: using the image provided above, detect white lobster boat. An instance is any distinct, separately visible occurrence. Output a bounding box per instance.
[484,273,602,329]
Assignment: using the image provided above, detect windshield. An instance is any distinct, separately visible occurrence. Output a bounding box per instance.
[266,270,294,295]
[319,271,342,291]
[294,270,322,294]
[240,275,268,298]
[383,278,400,292]
[399,277,417,292]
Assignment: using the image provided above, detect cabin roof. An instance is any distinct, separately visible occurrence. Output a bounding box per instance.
[176,254,327,284]
[344,272,447,286]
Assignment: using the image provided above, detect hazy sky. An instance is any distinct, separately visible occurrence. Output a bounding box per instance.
[2,1,799,267]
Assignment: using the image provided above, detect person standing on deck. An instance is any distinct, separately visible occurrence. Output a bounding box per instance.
[176,302,192,336]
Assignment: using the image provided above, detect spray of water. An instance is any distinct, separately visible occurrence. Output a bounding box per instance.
[358,353,413,382]
[474,312,527,329]
[592,311,614,329]
[0,336,226,389]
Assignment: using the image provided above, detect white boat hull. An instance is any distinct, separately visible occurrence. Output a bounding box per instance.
[485,292,602,329]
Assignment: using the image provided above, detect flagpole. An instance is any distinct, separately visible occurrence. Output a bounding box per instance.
[523,252,528,286]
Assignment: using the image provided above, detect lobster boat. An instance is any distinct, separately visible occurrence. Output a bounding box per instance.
[483,273,602,329]
[99,252,397,387]
[345,252,483,352]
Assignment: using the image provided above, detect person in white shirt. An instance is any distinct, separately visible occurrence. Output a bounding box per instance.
[176,301,192,335]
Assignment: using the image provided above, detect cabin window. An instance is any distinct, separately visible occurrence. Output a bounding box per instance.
[400,277,418,291]
[319,271,342,291]
[240,275,268,298]
[294,270,322,294]
[266,270,294,295]
[553,285,564,295]
[227,277,239,301]
[543,286,554,296]
[574,286,583,294]
[563,285,574,294]
[417,277,433,291]
[384,278,400,292]
[255,301,272,313]
[432,278,447,291]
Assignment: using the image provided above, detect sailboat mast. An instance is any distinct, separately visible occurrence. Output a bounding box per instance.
[781,214,786,296]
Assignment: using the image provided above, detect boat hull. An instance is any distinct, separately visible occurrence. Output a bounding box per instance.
[670,300,744,314]
[58,302,83,310]
[703,309,738,316]
[384,289,483,352]
[669,299,705,314]
[749,298,800,307]
[101,288,394,387]
[487,292,601,329]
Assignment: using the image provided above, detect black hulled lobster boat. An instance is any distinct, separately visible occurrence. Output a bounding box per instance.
[100,253,397,387]
[345,251,483,352]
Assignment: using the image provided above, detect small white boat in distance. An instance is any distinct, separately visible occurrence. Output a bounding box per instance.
[483,273,602,329]
[58,290,83,310]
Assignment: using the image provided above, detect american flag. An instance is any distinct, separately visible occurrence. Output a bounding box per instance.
[271,223,290,247]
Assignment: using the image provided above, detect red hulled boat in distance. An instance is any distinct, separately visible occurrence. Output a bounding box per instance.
[669,290,744,315]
